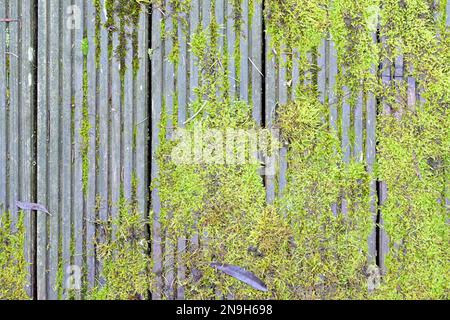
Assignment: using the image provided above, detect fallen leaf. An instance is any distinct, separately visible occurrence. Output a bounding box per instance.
[210,263,268,292]
[16,201,51,215]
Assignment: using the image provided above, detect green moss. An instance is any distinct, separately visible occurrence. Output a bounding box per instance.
[87,197,150,300]
[0,212,30,300]
[330,0,379,94]
[277,91,372,299]
[148,0,448,300]
[94,0,102,68]
[372,0,450,299]
[106,1,142,77]
[231,0,243,89]
[265,0,328,63]
[81,37,91,195]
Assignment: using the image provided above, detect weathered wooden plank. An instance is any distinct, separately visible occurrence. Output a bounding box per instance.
[341,85,350,216]
[0,0,6,215]
[85,0,97,290]
[264,35,276,204]
[176,2,188,300]
[122,23,134,201]
[251,0,263,124]
[378,37,392,274]
[341,88,351,162]
[109,5,121,237]
[151,4,164,300]
[46,0,61,300]
[188,0,199,109]
[318,40,326,105]
[18,0,36,297]
[187,1,200,299]
[226,1,236,98]
[407,67,416,109]
[8,0,19,225]
[96,0,110,267]
[304,52,312,86]
[215,0,225,52]
[60,0,73,299]
[329,40,338,132]
[36,0,49,301]
[354,92,363,162]
[202,0,211,27]
[446,0,450,217]
[328,40,338,217]
[239,0,249,102]
[163,2,175,300]
[135,6,149,221]
[395,55,404,117]
[72,0,85,298]
[278,49,288,198]
[367,33,378,266]
[366,84,377,265]
[446,0,450,27]
[177,9,187,126]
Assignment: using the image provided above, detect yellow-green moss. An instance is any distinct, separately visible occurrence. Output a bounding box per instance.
[277,91,372,299]
[373,0,450,299]
[106,0,142,77]
[81,37,91,195]
[94,0,102,68]
[149,0,448,300]
[0,212,30,300]
[88,197,150,300]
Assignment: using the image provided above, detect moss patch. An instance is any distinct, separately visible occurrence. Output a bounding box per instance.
[0,212,30,300]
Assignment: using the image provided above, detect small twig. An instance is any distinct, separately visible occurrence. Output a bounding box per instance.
[5,52,19,59]
[183,101,207,125]
[0,18,20,23]
[157,7,167,17]
[136,117,149,126]
[248,57,264,77]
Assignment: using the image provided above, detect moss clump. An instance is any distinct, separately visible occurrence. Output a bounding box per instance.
[373,0,450,299]
[88,198,150,300]
[277,91,372,299]
[0,212,30,300]
[152,0,448,300]
[330,0,379,95]
[265,0,328,59]
[152,17,275,299]
[94,0,102,68]
[106,0,142,78]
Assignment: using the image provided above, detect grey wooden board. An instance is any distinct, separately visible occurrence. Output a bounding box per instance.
[19,0,36,297]
[0,0,36,298]
[176,0,188,301]
[8,0,19,226]
[187,0,200,301]
[150,0,265,299]
[379,36,392,275]
[36,0,49,300]
[264,34,276,204]
[4,0,446,301]
[96,0,110,281]
[367,33,378,264]
[60,0,72,300]
[33,0,149,299]
[163,0,175,300]
[0,0,6,215]
[72,0,84,300]
[151,4,164,300]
